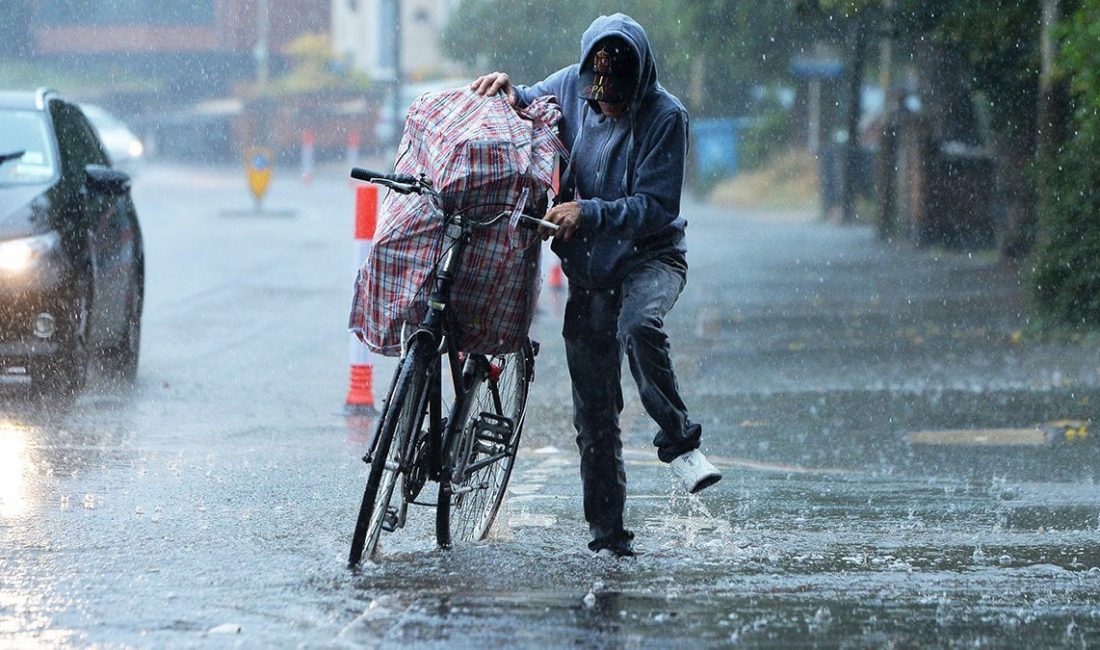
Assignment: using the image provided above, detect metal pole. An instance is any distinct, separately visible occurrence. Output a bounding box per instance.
[877,0,897,239]
[842,14,867,224]
[808,78,821,155]
[1038,0,1061,155]
[251,0,272,158]
[390,0,403,147]
[256,0,270,94]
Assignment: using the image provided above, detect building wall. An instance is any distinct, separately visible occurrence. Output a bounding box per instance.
[30,0,330,102]
[33,0,455,83]
[32,0,329,55]
[331,0,461,82]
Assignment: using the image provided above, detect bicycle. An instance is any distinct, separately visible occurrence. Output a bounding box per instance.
[347,166,558,566]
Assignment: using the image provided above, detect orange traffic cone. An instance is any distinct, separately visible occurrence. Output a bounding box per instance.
[346,184,379,414]
[548,261,564,290]
[300,128,315,185]
[345,363,375,414]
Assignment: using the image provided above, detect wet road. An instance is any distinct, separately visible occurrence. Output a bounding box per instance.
[2,162,1100,647]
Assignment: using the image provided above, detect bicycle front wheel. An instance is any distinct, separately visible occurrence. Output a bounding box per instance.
[349,343,430,566]
[436,341,533,548]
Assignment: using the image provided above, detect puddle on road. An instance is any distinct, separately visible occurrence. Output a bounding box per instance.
[11,407,1100,647]
[340,462,1100,647]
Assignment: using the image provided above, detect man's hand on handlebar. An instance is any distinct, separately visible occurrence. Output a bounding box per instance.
[542,202,582,242]
[470,72,517,107]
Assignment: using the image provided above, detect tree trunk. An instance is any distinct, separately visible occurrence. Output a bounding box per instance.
[1038,0,1064,158]
[1028,0,1071,259]
[876,0,897,240]
[996,130,1038,259]
[842,15,868,224]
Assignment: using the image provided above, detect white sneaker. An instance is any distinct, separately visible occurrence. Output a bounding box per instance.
[669,449,722,494]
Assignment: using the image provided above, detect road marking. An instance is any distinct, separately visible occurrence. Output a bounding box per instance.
[505,450,573,501]
[506,512,557,528]
[908,428,1046,446]
[622,447,860,476]
[514,445,859,477]
[909,421,1092,446]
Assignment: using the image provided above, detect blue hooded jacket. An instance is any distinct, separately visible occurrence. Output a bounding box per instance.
[514,13,690,290]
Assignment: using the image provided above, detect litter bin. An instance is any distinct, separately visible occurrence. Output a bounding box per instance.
[691,118,741,190]
[923,142,996,249]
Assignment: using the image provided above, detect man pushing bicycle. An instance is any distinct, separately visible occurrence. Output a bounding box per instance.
[472,12,721,558]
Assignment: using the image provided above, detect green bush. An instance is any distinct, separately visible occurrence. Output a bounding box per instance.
[738,105,793,173]
[1032,129,1100,327]
[1031,0,1100,329]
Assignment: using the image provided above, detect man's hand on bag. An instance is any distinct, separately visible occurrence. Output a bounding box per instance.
[543,202,582,241]
[470,72,517,107]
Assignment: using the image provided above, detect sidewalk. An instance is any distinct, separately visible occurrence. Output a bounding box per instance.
[330,156,1100,646]
[524,196,1100,477]
[338,192,1100,649]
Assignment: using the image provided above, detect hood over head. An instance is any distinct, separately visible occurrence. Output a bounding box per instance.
[577,14,657,109]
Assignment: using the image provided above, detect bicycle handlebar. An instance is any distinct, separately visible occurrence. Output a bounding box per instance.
[350,166,559,233]
[515,213,559,233]
[350,167,421,193]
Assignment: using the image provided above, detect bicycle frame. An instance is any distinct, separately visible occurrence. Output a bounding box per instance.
[349,166,548,560]
[364,211,490,509]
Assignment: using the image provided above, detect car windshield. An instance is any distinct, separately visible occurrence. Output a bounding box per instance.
[80,103,125,130]
[0,109,57,186]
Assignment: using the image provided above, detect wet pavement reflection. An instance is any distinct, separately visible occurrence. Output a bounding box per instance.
[338,443,1100,647]
[1,165,1099,647]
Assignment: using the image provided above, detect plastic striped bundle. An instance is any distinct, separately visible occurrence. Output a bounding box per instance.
[349,87,562,356]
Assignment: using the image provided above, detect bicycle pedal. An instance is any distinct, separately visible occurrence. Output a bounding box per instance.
[381,506,400,532]
[474,412,514,445]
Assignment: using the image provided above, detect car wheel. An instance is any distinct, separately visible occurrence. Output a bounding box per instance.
[32,277,90,400]
[103,281,142,383]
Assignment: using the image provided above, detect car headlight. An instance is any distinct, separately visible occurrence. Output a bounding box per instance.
[0,231,61,274]
[128,139,144,158]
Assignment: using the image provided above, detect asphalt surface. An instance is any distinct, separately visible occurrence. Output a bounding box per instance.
[2,161,1100,648]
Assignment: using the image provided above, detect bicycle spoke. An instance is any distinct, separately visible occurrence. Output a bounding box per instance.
[437,343,532,546]
[351,169,543,560]
[349,345,430,565]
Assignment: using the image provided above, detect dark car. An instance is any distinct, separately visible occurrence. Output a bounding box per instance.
[79,103,146,174]
[0,88,144,399]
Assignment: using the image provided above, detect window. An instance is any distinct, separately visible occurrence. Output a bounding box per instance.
[51,102,108,179]
[0,110,57,185]
[39,0,215,26]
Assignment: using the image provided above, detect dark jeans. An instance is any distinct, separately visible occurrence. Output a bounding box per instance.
[563,255,703,540]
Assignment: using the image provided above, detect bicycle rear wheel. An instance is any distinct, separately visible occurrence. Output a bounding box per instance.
[436,341,533,548]
[349,343,430,565]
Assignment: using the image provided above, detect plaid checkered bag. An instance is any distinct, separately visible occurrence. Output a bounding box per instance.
[349,88,563,356]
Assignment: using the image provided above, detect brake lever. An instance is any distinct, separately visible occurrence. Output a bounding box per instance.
[516,214,560,232]
[375,179,419,195]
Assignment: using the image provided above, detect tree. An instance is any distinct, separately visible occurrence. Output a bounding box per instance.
[443,1,596,85]
[686,0,830,116]
[265,33,371,96]
[442,0,815,117]
[812,1,1054,253]
[928,0,1045,256]
[1031,0,1100,328]
[794,1,879,223]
